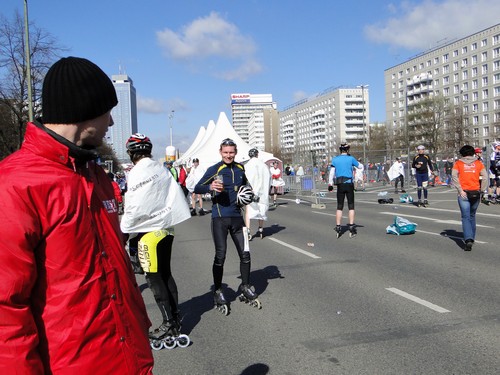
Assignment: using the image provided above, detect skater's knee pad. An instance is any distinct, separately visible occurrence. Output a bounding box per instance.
[422,181,428,188]
[213,258,225,267]
[417,186,423,191]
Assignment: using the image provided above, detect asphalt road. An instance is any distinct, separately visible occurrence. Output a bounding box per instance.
[140,183,500,375]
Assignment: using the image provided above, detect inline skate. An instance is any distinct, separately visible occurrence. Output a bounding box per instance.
[148,320,190,350]
[334,225,342,239]
[214,288,230,316]
[238,284,262,309]
[348,224,357,238]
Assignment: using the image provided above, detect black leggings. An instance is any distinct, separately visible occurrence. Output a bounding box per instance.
[211,217,251,289]
[336,183,355,210]
[137,233,179,322]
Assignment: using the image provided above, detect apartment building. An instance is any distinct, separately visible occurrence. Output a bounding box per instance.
[230,93,276,143]
[279,86,369,165]
[385,23,500,149]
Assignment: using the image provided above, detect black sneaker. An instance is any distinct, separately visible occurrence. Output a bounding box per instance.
[423,200,429,205]
[401,190,406,193]
[464,239,473,251]
[198,208,205,216]
[191,209,197,216]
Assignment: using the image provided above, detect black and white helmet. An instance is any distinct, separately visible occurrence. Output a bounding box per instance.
[339,143,350,153]
[126,133,152,153]
[236,185,254,206]
[248,148,259,158]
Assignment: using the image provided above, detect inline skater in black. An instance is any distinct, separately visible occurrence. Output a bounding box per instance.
[194,138,261,315]
[411,145,435,206]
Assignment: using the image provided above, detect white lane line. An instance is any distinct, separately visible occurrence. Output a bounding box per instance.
[386,287,450,313]
[379,212,494,228]
[268,237,321,259]
[417,229,487,244]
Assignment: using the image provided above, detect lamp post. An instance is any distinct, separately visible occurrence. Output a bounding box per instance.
[357,85,369,165]
[168,110,174,146]
[24,0,33,122]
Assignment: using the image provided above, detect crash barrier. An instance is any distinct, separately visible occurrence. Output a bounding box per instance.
[282,175,324,206]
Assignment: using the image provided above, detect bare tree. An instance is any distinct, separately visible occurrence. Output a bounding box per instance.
[443,102,471,156]
[407,95,447,158]
[0,11,66,159]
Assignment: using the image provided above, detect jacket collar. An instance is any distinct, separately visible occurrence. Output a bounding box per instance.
[29,120,99,165]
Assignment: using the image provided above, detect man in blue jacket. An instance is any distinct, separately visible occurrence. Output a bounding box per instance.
[194,138,259,312]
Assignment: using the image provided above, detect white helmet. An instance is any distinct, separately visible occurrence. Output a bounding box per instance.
[236,185,254,206]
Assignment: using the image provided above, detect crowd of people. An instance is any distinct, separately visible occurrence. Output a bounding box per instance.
[1,55,499,372]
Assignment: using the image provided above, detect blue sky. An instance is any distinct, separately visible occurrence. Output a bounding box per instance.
[3,0,500,159]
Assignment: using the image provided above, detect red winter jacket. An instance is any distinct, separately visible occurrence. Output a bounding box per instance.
[0,122,154,374]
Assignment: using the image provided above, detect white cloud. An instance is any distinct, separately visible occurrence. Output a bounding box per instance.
[292,91,308,102]
[156,12,261,80]
[365,0,500,50]
[137,96,166,114]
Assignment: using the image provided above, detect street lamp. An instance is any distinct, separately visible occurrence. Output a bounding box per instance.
[357,85,369,165]
[24,0,33,122]
[168,110,175,146]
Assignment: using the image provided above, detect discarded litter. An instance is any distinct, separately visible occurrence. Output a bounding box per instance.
[386,216,417,235]
[377,191,389,197]
[307,242,315,247]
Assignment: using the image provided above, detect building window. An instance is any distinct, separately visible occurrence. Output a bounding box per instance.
[472,55,478,65]
[495,86,500,97]
[473,92,478,101]
[462,46,468,54]
[471,42,477,50]
[493,60,500,71]
[483,102,489,111]
[462,58,468,68]
[481,51,488,62]
[493,34,500,45]
[494,47,500,58]
[443,53,449,63]
[482,77,488,87]
[482,64,488,74]
[481,39,487,47]
[453,50,459,57]
[483,125,489,135]
[453,61,459,71]
[443,76,450,84]
[462,70,468,79]
[482,89,488,99]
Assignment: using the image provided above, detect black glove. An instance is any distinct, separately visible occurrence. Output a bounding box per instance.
[328,185,334,192]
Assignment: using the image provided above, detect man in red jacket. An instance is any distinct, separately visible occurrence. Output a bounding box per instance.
[0,57,154,374]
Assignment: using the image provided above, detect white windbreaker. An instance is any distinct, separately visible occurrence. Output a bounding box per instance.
[245,157,271,220]
[121,158,191,234]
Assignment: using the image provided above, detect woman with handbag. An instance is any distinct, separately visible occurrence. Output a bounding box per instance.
[452,145,488,251]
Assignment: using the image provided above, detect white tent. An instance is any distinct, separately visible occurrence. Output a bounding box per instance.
[175,125,205,165]
[179,112,278,170]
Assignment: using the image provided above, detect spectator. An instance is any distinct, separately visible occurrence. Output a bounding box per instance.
[0,56,153,373]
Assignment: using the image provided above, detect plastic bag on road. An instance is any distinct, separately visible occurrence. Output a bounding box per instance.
[386,216,417,235]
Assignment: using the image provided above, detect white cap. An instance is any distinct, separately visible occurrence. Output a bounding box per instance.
[417,145,425,150]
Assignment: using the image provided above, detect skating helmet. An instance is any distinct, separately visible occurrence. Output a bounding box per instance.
[474,147,482,154]
[492,141,500,150]
[339,143,350,153]
[248,148,259,158]
[126,133,152,153]
[236,185,254,206]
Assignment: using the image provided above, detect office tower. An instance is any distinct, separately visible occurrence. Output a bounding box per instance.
[107,74,138,163]
[230,93,276,143]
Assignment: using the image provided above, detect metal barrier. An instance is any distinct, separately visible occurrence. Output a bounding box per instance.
[282,175,325,207]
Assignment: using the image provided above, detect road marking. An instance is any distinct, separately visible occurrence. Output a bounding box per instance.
[268,237,321,259]
[386,287,450,313]
[379,212,494,228]
[416,229,487,244]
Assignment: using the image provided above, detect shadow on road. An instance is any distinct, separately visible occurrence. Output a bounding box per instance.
[239,363,270,375]
[440,229,465,249]
[262,224,286,238]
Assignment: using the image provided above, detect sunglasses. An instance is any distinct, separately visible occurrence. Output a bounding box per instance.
[220,138,236,147]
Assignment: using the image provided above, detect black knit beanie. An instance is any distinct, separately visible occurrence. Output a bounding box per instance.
[42,56,118,124]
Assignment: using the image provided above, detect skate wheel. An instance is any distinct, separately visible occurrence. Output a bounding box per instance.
[176,334,190,348]
[216,304,229,316]
[251,299,262,309]
[150,339,163,351]
[163,336,177,350]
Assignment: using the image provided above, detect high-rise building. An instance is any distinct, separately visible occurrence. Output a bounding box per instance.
[107,74,137,163]
[230,93,276,143]
[385,23,500,149]
[279,86,369,165]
